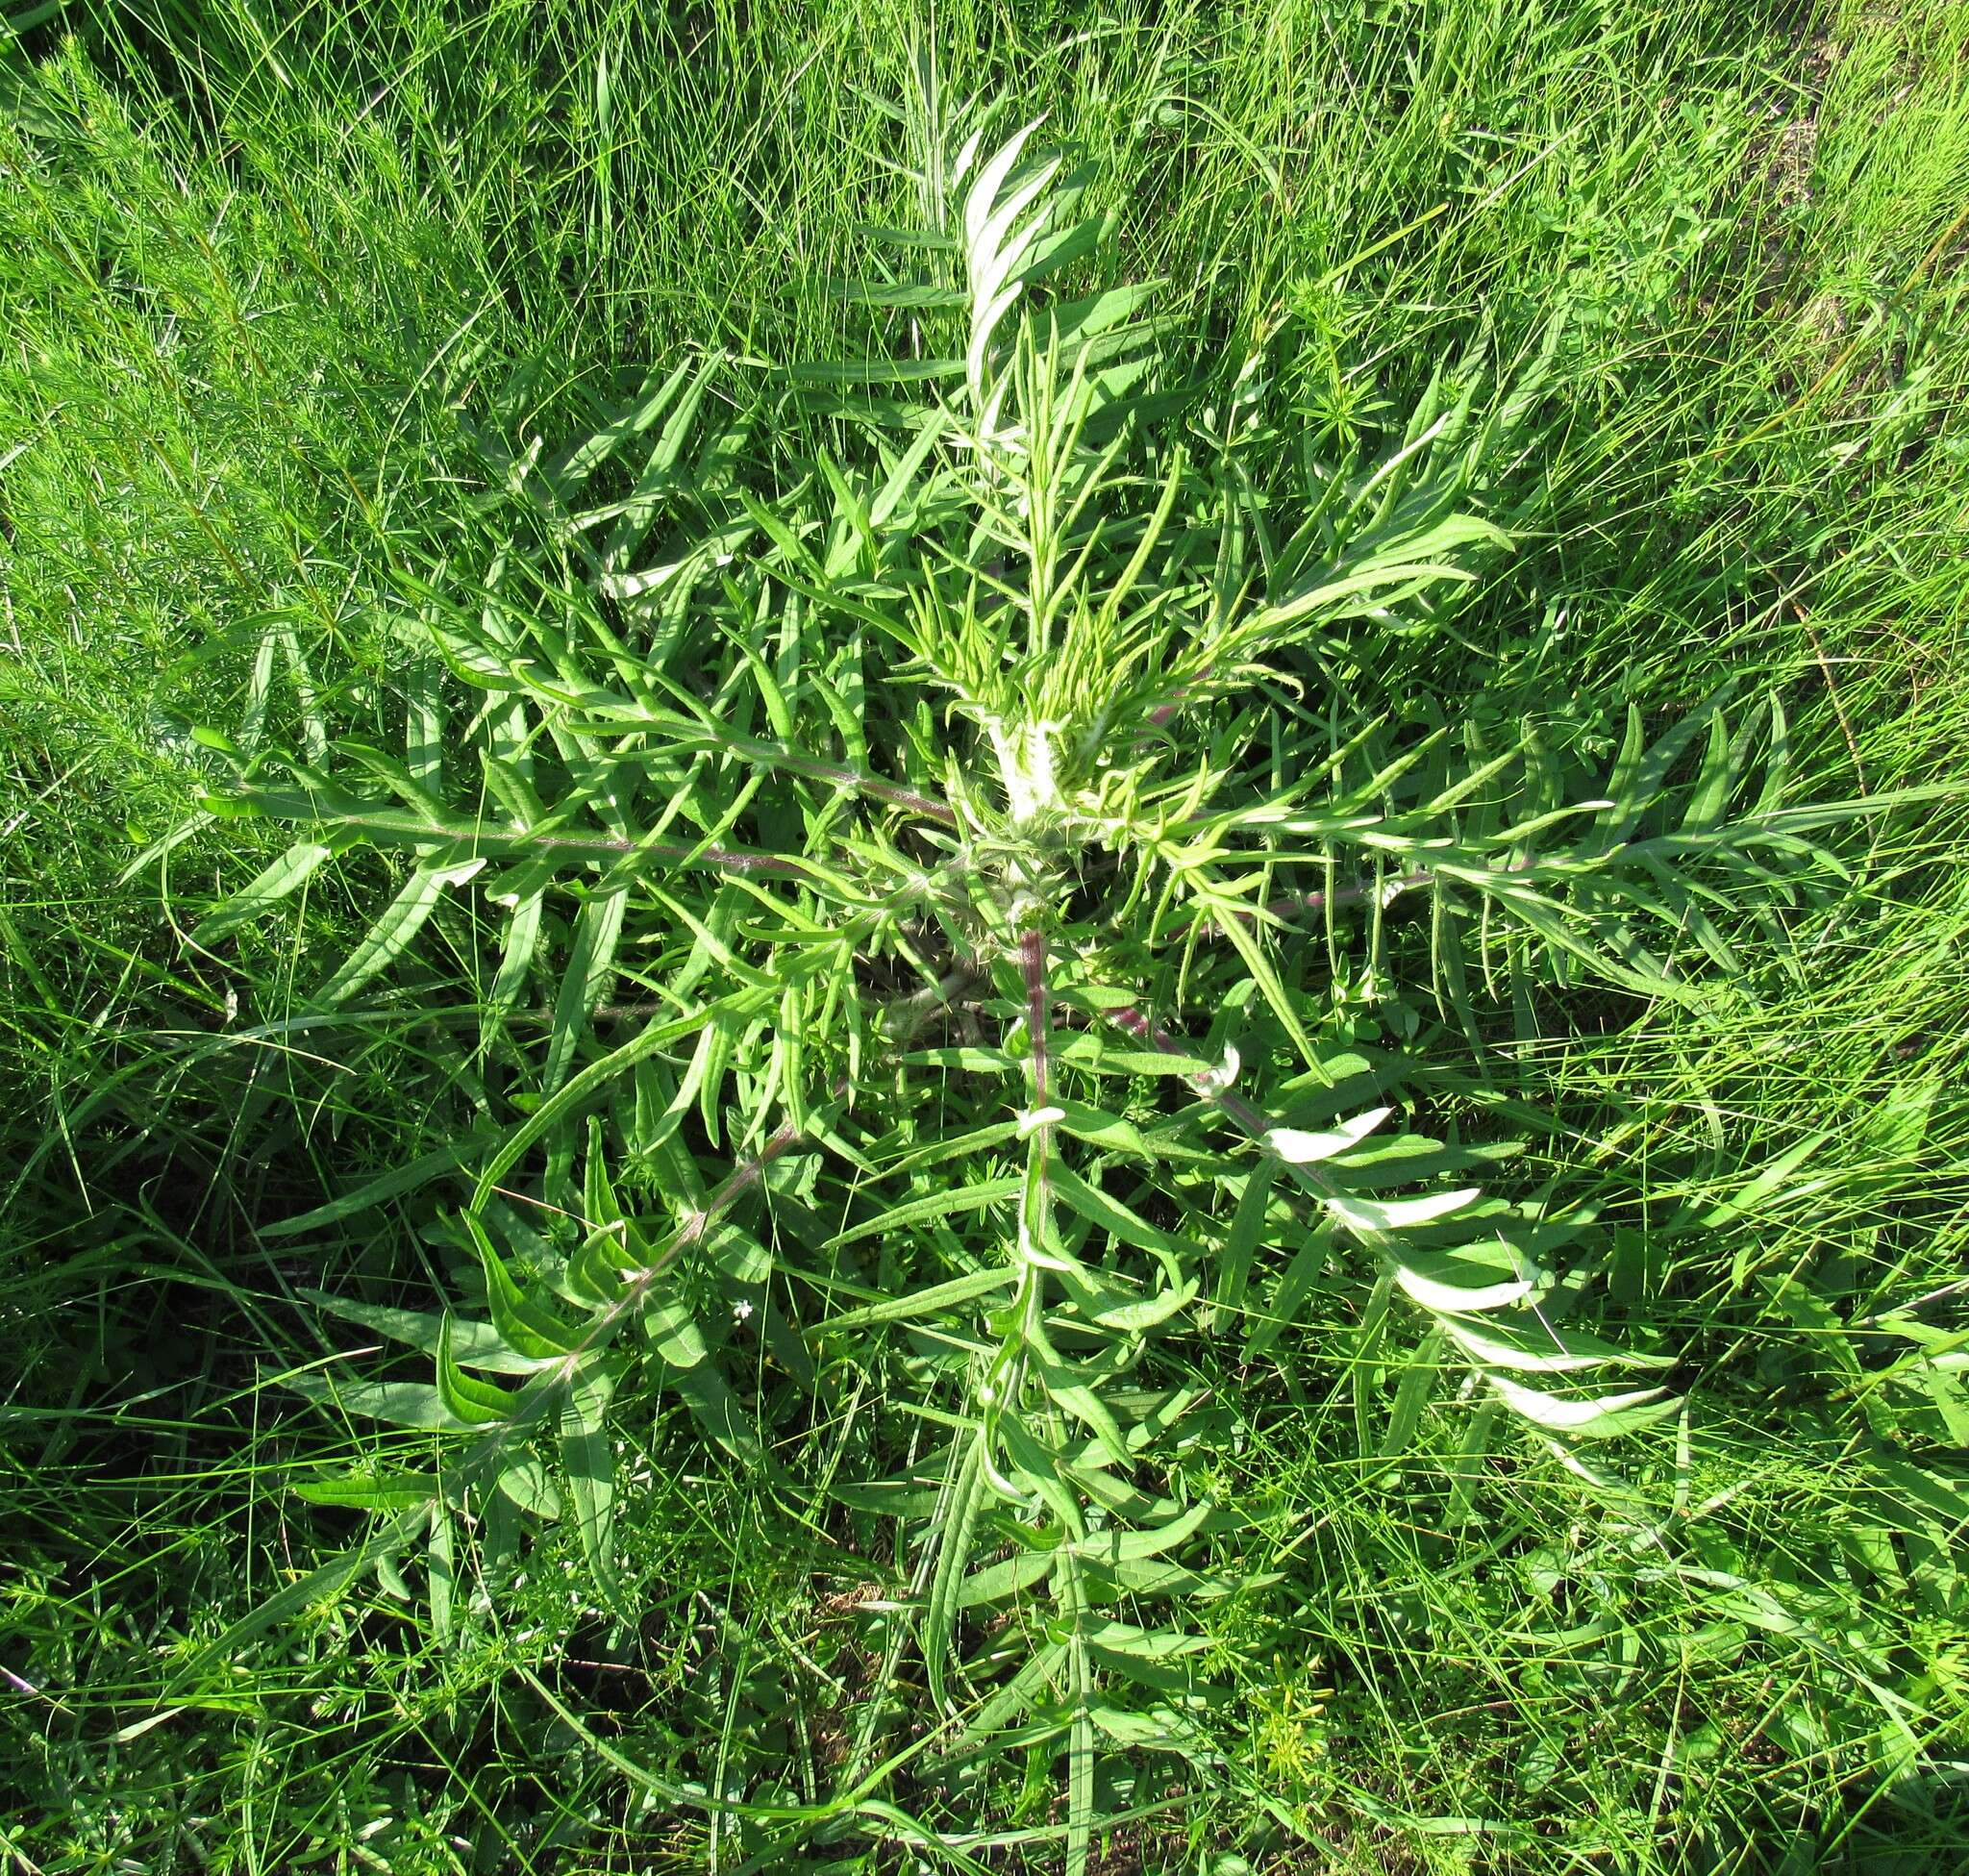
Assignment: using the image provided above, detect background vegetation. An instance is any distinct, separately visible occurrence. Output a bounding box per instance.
[3,1,1966,1870]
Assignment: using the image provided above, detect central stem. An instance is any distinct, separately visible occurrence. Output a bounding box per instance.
[1020,927,1050,1105]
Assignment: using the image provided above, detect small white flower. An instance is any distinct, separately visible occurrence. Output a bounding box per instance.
[732,1298,755,1322]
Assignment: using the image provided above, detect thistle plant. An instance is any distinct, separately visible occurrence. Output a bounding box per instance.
[175,86,1908,1871]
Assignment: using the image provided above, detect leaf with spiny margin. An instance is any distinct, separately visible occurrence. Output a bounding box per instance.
[1597,697,1724,848]
[547,356,700,489]
[436,1319,514,1426]
[925,1434,988,1713]
[495,1454,563,1519]
[826,1175,1025,1248]
[317,856,486,1006]
[1049,1163,1189,1262]
[1388,1237,1536,1313]
[960,1543,1059,1608]
[1212,1160,1277,1326]
[483,878,545,1048]
[945,1642,1069,1761]
[462,1213,579,1359]
[643,1289,767,1464]
[1441,1313,1676,1375]
[191,840,334,946]
[543,880,630,1093]
[1266,1106,1393,1164]
[1679,708,1737,836]
[817,1267,1016,1334]
[1327,1187,1482,1235]
[1378,1329,1444,1463]
[1034,1357,1134,1469]
[1060,1560,1097,1876]
[1246,1228,1333,1360]
[643,1288,710,1371]
[284,1373,476,1431]
[1094,1556,1255,1601]
[559,1357,627,1613]
[1485,1374,1680,1439]
[1085,1276,1199,1333]
[301,1287,554,1375]
[427,1502,456,1644]
[583,1114,625,1228]
[1050,1098,1151,1157]
[1210,902,1319,1073]
[292,1472,440,1512]
[1071,1499,1211,1565]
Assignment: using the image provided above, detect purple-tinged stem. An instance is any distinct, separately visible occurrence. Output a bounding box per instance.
[1019,929,1051,1104]
[1109,1003,1270,1139]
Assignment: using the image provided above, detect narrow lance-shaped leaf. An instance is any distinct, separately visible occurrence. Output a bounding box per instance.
[190,840,334,946]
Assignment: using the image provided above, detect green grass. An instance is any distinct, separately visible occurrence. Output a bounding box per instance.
[3,1,1967,1871]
